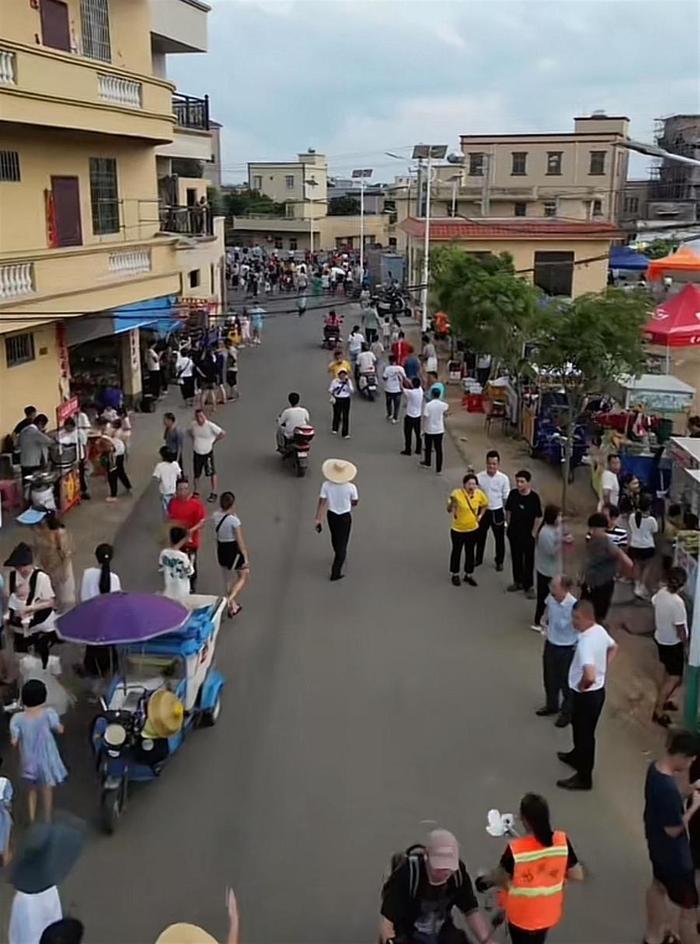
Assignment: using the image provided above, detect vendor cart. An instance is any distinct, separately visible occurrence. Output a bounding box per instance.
[520,387,587,481]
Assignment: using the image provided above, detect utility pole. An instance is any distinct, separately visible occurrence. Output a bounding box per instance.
[352,168,373,284]
[414,144,447,333]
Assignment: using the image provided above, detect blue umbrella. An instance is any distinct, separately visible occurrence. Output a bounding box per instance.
[57,592,189,646]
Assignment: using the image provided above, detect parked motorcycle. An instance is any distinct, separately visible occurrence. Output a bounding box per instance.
[371,286,410,318]
[357,370,377,402]
[279,425,316,477]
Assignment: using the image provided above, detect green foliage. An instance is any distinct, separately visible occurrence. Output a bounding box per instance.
[328,195,361,216]
[644,238,677,260]
[207,186,223,216]
[172,158,205,178]
[223,189,286,217]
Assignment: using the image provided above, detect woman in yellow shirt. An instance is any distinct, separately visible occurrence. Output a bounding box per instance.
[447,472,489,586]
[328,349,352,380]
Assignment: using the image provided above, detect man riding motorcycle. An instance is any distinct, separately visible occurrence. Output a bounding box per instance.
[276,392,310,452]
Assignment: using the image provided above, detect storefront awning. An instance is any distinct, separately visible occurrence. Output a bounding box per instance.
[64,295,178,346]
[609,246,649,271]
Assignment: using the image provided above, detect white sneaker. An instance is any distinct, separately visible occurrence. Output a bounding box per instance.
[530,624,544,634]
[391,418,397,424]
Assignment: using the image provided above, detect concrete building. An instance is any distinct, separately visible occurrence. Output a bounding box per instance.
[0,0,224,432]
[400,218,620,300]
[203,120,223,188]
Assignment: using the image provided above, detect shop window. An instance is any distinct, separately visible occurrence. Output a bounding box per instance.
[188,269,201,289]
[468,153,484,177]
[0,151,20,182]
[5,332,36,368]
[514,201,527,217]
[289,238,297,250]
[511,152,527,175]
[589,151,606,175]
[80,0,111,62]
[534,251,574,297]
[543,201,557,218]
[89,157,119,235]
[546,152,563,175]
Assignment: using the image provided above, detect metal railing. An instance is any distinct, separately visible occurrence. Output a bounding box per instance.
[172,93,209,131]
[159,204,213,237]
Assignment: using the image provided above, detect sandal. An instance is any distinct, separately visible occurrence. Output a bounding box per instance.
[653,712,671,727]
[227,602,242,617]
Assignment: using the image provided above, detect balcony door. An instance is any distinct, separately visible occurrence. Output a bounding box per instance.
[40,0,71,52]
[51,177,83,247]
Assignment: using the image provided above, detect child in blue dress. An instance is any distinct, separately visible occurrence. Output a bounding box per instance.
[9,679,67,822]
[0,756,12,864]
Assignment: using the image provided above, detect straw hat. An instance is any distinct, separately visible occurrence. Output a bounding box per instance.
[144,690,184,739]
[321,458,357,484]
[155,924,218,944]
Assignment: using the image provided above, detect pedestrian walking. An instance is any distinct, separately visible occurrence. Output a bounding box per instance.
[223,339,239,400]
[447,472,488,586]
[628,495,659,600]
[391,330,413,367]
[581,512,633,623]
[556,599,617,791]
[35,514,75,612]
[10,679,67,822]
[536,575,577,727]
[400,378,423,456]
[163,412,184,466]
[315,459,358,582]
[421,333,438,375]
[476,451,510,571]
[4,543,58,669]
[213,491,250,618]
[329,370,353,439]
[159,526,194,601]
[79,543,120,677]
[382,354,406,423]
[599,453,621,510]
[644,731,700,944]
[190,409,225,502]
[196,350,219,414]
[651,567,688,728]
[176,347,196,406]
[420,388,448,473]
[505,470,542,598]
[58,417,90,500]
[167,478,207,592]
[153,446,182,516]
[533,505,565,630]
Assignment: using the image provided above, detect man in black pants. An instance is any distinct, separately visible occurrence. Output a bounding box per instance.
[557,599,618,791]
[400,377,423,456]
[329,369,353,440]
[476,450,510,571]
[420,387,448,474]
[505,469,542,598]
[315,459,359,581]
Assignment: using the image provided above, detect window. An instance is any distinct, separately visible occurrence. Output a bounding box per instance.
[252,175,262,191]
[5,332,36,368]
[388,237,397,248]
[289,238,297,251]
[543,201,557,217]
[589,151,606,175]
[274,237,283,249]
[188,269,200,289]
[534,251,574,297]
[89,157,119,235]
[592,198,603,217]
[0,151,20,182]
[285,175,295,189]
[468,153,484,176]
[546,151,562,175]
[80,0,111,62]
[513,201,527,217]
[40,0,71,52]
[511,152,527,175]
[624,196,639,214]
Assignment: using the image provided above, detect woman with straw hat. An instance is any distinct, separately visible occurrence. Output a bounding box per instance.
[314,459,359,582]
[155,888,239,944]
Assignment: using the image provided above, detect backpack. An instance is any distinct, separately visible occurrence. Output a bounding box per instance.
[9,568,52,628]
[382,844,464,901]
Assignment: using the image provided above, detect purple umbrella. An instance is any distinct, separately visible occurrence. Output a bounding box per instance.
[57,592,189,645]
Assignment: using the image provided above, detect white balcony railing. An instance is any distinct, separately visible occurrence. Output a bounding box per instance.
[0,48,17,85]
[108,250,151,276]
[0,263,35,300]
[98,73,143,108]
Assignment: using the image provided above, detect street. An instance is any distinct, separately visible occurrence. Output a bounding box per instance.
[56,296,650,943]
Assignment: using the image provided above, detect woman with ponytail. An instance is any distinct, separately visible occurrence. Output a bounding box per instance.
[628,494,659,600]
[79,544,121,678]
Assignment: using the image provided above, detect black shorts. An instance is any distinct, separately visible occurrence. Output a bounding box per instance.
[193,451,215,478]
[217,540,245,571]
[652,865,699,909]
[226,370,238,386]
[630,546,655,561]
[657,641,685,677]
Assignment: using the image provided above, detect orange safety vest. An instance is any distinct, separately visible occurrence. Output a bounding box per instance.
[505,831,568,931]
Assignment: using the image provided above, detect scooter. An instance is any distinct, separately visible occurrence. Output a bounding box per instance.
[279,425,315,477]
[322,323,341,349]
[357,370,377,402]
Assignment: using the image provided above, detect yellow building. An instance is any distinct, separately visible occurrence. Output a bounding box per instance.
[0,0,223,434]
[399,217,620,300]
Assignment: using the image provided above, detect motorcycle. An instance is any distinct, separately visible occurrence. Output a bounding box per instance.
[357,370,377,402]
[371,286,410,318]
[279,425,315,477]
[322,323,341,350]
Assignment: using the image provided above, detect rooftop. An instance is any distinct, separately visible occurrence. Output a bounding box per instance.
[400,217,622,241]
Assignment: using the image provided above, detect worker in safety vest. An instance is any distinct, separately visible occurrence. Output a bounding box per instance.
[487,794,583,943]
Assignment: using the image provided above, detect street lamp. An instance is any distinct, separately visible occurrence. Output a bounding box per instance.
[413,144,447,332]
[305,176,318,255]
[352,168,373,284]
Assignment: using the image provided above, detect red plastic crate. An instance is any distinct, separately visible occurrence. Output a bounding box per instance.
[465,393,484,413]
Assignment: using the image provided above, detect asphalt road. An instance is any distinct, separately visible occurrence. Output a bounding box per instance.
[52,296,650,943]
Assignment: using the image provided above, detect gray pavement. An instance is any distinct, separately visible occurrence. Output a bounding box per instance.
[11,297,651,942]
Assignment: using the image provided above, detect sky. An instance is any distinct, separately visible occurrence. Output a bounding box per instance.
[169,0,700,185]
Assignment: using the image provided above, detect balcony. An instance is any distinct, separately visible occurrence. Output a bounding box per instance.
[0,41,174,143]
[159,204,214,238]
[150,0,209,55]
[0,262,35,301]
[173,93,209,130]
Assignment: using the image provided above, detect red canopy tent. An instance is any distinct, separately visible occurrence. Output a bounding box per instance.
[645,284,700,347]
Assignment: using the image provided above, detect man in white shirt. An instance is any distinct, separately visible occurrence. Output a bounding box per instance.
[401,378,424,456]
[189,409,225,502]
[314,459,359,581]
[277,392,311,449]
[599,453,621,510]
[176,348,196,405]
[382,354,407,423]
[329,370,353,440]
[652,567,689,725]
[476,450,510,571]
[347,326,365,370]
[146,344,161,399]
[356,344,376,377]
[59,416,90,499]
[420,388,448,474]
[557,599,618,791]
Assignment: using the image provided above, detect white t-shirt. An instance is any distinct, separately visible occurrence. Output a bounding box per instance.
[191,420,223,455]
[146,349,160,371]
[278,406,310,435]
[10,569,56,632]
[320,480,358,514]
[422,398,448,434]
[153,460,182,495]
[477,470,511,510]
[176,354,194,379]
[109,435,125,457]
[404,387,424,419]
[383,364,406,393]
[213,510,241,542]
[329,377,353,399]
[159,548,193,600]
[9,886,62,944]
[348,332,365,354]
[652,587,688,646]
[80,567,122,601]
[356,350,376,372]
[568,623,616,691]
[628,513,658,549]
[601,469,620,507]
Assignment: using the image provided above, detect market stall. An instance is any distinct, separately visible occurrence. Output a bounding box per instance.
[668,437,700,516]
[647,245,700,285]
[519,375,587,477]
[644,284,700,373]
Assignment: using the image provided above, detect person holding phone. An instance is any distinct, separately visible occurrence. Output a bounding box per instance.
[447,473,488,586]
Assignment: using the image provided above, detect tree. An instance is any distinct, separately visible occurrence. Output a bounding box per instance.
[530,287,651,508]
[223,189,285,217]
[172,158,205,178]
[644,238,677,260]
[328,195,361,216]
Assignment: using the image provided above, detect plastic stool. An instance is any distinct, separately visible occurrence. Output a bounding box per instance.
[0,478,22,511]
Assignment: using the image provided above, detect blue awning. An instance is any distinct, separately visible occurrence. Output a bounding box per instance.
[610,246,650,271]
[112,295,179,335]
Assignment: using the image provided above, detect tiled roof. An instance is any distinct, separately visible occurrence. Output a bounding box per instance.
[399,217,622,240]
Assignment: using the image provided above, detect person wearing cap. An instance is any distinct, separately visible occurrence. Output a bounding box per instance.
[380,828,493,944]
[315,459,359,582]
[4,543,57,669]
